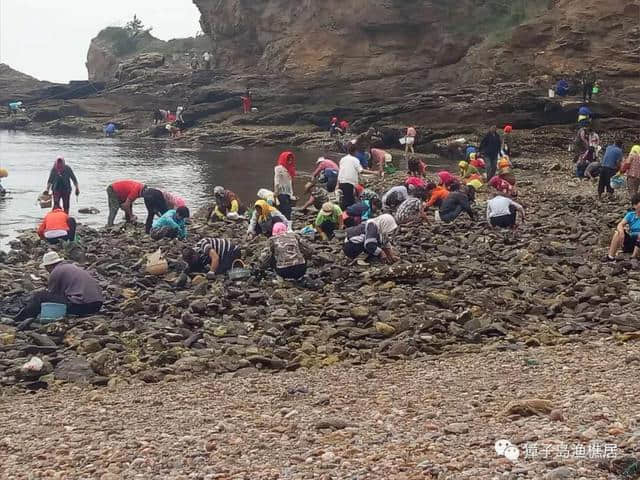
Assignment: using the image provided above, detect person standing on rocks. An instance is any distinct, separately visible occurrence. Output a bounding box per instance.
[274,151,297,221]
[37,208,77,244]
[247,200,289,239]
[202,51,212,70]
[241,88,252,114]
[182,238,241,275]
[486,193,525,229]
[338,143,378,210]
[479,125,502,180]
[621,145,640,199]
[106,180,145,227]
[343,213,398,263]
[14,252,103,330]
[606,193,640,261]
[46,157,79,214]
[402,126,417,158]
[598,140,624,199]
[259,222,312,280]
[582,68,597,103]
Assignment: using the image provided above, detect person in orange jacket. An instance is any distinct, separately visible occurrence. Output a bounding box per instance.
[37,208,77,244]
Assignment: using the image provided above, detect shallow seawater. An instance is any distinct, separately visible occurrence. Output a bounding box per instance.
[0,131,324,249]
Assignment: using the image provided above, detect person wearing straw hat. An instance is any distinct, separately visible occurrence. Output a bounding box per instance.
[14,252,103,330]
[315,202,343,240]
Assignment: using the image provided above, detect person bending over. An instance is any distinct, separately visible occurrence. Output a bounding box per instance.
[14,252,103,330]
[182,238,241,275]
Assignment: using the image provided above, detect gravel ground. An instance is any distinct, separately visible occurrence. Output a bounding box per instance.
[3,338,639,480]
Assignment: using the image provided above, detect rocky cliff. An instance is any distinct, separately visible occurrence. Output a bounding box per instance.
[86,27,209,82]
[3,1,639,144]
[193,0,639,94]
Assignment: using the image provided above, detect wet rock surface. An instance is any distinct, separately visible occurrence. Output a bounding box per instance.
[1,136,639,392]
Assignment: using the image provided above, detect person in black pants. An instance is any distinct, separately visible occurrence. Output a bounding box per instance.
[598,141,624,198]
[46,157,79,214]
[582,68,596,103]
[143,187,169,233]
[438,184,476,223]
[479,125,502,180]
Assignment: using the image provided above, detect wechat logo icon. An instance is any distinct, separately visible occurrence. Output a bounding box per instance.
[495,439,520,462]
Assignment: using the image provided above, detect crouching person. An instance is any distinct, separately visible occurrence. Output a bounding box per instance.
[182,238,241,275]
[343,214,398,264]
[259,223,312,280]
[14,252,103,330]
[37,208,77,244]
[150,206,190,240]
[606,193,640,261]
[315,202,343,240]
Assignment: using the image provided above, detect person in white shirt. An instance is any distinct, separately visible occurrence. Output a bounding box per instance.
[486,194,525,229]
[338,142,378,209]
[274,151,296,220]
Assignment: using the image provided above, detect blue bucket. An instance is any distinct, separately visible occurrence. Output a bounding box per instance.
[39,303,67,323]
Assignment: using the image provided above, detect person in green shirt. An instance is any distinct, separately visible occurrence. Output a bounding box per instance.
[315,202,343,240]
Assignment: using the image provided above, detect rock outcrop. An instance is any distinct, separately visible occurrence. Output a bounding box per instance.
[0,63,53,105]
[86,27,209,82]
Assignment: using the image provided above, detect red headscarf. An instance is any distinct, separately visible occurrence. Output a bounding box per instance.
[437,171,458,187]
[54,157,65,175]
[489,176,513,194]
[277,151,296,178]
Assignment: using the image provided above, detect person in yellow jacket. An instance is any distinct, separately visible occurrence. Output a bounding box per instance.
[211,186,242,220]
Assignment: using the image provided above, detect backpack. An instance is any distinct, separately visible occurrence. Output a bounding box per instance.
[273,234,304,269]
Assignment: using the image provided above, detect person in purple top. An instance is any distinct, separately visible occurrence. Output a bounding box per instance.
[14,252,103,330]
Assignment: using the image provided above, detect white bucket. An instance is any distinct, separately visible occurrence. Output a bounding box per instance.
[548,89,555,98]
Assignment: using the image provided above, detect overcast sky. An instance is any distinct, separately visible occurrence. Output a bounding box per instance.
[0,0,202,83]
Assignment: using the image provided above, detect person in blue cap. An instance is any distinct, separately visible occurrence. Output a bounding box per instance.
[105,123,117,137]
[578,106,592,126]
